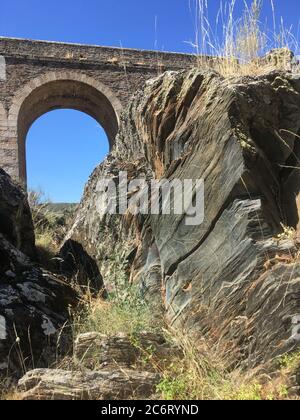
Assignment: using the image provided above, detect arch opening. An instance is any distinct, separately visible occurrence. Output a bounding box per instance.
[10,73,122,185]
[26,109,109,203]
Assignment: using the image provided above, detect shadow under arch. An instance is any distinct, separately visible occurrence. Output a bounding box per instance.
[8,72,122,185]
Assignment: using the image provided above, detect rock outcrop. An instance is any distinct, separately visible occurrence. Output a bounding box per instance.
[262,48,300,72]
[17,331,180,400]
[0,169,35,259]
[0,170,77,375]
[65,68,300,370]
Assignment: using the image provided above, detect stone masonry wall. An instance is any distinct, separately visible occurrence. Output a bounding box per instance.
[0,37,198,182]
[0,37,198,110]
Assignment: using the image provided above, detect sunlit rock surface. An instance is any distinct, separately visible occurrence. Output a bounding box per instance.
[66,68,300,369]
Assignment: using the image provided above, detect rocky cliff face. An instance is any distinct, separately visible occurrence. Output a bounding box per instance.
[0,168,36,259]
[0,169,76,376]
[66,68,300,371]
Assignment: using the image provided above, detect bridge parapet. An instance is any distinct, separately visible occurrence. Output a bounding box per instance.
[0,37,198,70]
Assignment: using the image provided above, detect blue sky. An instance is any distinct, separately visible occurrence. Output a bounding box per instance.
[0,0,299,202]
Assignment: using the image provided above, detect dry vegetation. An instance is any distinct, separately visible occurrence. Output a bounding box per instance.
[28,189,77,268]
[68,250,300,401]
[190,0,299,76]
[156,332,300,400]
[67,288,300,400]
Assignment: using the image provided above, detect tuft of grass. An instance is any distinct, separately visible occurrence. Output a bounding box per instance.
[156,330,300,400]
[278,350,300,372]
[0,388,20,401]
[35,230,57,264]
[275,223,297,242]
[0,376,20,401]
[73,249,162,338]
[156,331,231,400]
[74,293,159,338]
[190,0,299,77]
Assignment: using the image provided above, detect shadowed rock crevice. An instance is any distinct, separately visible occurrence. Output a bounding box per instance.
[59,239,106,296]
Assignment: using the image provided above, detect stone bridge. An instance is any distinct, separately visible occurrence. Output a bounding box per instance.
[0,37,197,185]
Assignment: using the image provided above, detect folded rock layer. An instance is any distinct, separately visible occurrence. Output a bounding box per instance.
[65,69,300,369]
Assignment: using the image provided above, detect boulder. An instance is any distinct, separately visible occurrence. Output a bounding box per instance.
[74,331,181,370]
[18,368,160,400]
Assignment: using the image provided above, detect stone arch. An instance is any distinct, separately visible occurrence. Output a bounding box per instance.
[8,71,123,184]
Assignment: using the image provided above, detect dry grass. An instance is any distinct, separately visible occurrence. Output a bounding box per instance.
[0,384,21,401]
[1,274,298,400]
[69,274,300,400]
[28,188,75,268]
[189,0,299,76]
[73,295,160,338]
[72,251,163,338]
[156,329,300,400]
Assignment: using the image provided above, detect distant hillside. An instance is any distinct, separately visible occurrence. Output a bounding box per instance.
[46,203,78,214]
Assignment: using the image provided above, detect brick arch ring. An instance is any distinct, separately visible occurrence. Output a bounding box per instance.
[7,71,123,184]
